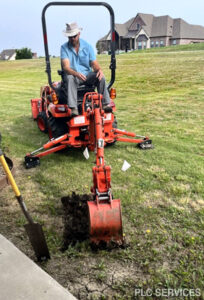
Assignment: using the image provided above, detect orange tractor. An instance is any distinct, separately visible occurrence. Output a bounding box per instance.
[25,2,153,244]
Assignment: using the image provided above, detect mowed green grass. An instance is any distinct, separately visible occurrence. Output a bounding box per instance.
[0,43,204,299]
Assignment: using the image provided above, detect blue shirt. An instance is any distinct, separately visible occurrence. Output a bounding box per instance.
[60,38,96,76]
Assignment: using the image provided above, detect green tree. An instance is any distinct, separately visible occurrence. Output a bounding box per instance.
[16,48,32,59]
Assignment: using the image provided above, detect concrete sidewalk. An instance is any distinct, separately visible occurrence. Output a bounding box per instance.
[0,234,77,300]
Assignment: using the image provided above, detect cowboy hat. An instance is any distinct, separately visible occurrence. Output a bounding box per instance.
[63,22,82,37]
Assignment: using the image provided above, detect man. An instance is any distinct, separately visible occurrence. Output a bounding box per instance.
[60,22,111,116]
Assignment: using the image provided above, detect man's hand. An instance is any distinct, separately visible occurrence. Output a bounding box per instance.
[96,69,104,81]
[76,72,87,81]
[61,59,86,81]
[91,60,104,81]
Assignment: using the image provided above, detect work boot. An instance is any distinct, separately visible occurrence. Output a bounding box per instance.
[71,108,79,116]
[103,104,112,113]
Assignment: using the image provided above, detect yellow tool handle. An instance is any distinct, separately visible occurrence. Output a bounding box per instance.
[0,153,21,197]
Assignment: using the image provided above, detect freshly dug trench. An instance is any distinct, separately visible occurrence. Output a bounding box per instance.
[61,192,92,250]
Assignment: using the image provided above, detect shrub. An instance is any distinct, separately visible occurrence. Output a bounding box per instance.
[16,48,32,59]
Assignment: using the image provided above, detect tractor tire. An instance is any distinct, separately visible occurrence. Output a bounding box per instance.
[37,112,48,133]
[47,115,68,139]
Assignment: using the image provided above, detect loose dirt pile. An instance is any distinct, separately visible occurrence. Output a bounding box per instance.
[0,165,5,177]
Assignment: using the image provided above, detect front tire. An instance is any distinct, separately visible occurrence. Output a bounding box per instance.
[37,112,48,133]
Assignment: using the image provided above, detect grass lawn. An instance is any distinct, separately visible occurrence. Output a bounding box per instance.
[0,43,204,299]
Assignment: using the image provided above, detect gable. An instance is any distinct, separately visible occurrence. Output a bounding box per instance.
[128,15,146,31]
[128,13,154,36]
[136,28,149,39]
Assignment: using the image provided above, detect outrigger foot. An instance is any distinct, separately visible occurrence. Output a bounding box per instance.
[24,156,40,169]
[138,139,154,150]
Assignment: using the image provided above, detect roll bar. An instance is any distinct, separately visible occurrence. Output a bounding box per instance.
[42,2,116,90]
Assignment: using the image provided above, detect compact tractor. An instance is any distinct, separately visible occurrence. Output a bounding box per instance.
[25,2,153,244]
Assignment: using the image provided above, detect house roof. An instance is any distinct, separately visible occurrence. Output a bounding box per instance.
[0,49,16,60]
[117,17,134,36]
[172,18,204,39]
[98,17,134,41]
[136,13,204,39]
[151,15,173,37]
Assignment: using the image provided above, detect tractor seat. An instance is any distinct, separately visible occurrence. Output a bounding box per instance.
[56,70,95,105]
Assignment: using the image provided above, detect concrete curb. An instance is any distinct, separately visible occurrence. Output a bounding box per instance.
[0,234,77,300]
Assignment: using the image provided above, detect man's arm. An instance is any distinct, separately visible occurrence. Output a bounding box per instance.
[61,58,86,81]
[91,60,104,81]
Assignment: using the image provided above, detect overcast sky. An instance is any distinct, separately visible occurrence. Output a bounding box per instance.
[1,0,204,56]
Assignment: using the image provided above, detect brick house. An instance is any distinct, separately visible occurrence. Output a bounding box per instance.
[97,13,204,53]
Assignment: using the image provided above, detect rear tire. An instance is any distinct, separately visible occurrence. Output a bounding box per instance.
[37,112,48,133]
[47,115,68,139]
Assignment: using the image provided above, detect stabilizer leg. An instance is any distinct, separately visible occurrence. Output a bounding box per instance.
[24,134,68,168]
[112,128,153,149]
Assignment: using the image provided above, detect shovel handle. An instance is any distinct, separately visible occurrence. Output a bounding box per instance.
[0,150,20,197]
[16,195,34,224]
[0,150,34,224]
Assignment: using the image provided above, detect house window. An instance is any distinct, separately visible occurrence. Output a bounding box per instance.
[138,42,142,50]
[151,41,154,48]
[137,23,140,30]
[143,41,147,49]
[160,40,164,47]
[172,40,177,45]
[155,41,159,47]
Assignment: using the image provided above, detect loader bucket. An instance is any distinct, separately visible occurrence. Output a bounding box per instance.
[88,199,123,244]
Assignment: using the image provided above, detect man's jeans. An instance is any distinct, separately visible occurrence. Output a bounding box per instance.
[66,72,110,109]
